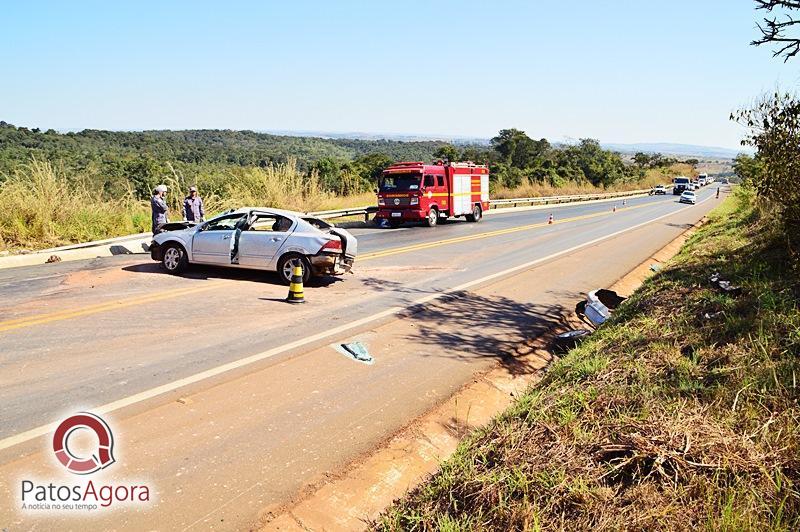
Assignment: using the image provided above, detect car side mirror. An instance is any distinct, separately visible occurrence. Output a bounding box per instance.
[374,188,379,194]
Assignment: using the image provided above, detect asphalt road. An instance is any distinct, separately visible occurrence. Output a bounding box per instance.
[0,188,723,530]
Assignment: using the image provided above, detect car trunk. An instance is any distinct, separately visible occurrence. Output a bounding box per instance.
[330,228,357,259]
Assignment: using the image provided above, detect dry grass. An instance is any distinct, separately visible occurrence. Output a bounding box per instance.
[0,158,374,251]
[0,159,696,251]
[492,163,695,200]
[375,188,799,531]
[0,159,150,250]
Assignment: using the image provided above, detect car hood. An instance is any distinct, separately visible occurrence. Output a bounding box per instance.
[153,226,198,244]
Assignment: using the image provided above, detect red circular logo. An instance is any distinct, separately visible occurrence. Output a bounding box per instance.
[52,412,115,475]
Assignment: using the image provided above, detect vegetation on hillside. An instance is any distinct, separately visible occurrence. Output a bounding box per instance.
[0,123,694,251]
[733,91,800,259]
[375,189,800,531]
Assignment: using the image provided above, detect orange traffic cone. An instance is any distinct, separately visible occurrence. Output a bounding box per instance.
[548,213,554,224]
[286,264,306,304]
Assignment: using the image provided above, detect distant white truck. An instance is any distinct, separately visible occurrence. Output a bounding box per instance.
[698,173,709,187]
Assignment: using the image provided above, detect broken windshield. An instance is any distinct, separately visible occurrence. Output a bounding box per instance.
[380,174,420,192]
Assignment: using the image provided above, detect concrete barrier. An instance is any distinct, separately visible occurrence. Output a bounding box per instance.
[0,235,152,270]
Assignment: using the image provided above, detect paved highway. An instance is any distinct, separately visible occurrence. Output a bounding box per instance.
[0,188,723,530]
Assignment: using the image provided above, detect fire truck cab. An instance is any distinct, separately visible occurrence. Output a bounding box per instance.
[375,161,490,227]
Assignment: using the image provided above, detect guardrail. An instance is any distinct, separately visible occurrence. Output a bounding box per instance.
[306,187,662,221]
[0,187,670,270]
[307,206,378,222]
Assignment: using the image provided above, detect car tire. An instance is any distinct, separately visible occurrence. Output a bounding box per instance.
[161,243,188,274]
[425,207,439,227]
[277,254,312,286]
[465,204,482,222]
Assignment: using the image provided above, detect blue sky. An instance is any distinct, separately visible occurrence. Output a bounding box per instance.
[1,1,796,149]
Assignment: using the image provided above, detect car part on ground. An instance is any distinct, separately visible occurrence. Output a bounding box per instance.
[710,272,742,297]
[593,288,626,309]
[552,329,592,354]
[574,289,626,329]
[335,342,374,365]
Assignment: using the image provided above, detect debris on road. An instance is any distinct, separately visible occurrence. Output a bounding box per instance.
[709,272,742,297]
[46,255,62,263]
[335,342,374,365]
[594,288,626,309]
[575,289,626,328]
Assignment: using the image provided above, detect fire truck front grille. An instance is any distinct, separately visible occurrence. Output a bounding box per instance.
[386,197,411,207]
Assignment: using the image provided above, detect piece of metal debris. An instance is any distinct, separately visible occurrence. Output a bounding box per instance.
[650,263,662,272]
[336,341,374,365]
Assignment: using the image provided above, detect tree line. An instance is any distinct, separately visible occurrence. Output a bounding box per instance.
[0,122,681,202]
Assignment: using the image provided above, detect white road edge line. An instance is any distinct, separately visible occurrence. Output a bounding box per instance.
[0,193,716,452]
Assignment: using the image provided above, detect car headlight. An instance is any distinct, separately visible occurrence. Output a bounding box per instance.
[378,198,385,206]
[410,196,419,205]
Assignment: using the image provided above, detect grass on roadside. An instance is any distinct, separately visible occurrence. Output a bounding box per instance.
[374,188,799,531]
[0,159,690,252]
[491,163,693,199]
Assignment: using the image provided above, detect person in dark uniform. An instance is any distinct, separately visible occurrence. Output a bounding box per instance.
[151,184,169,233]
[183,186,205,222]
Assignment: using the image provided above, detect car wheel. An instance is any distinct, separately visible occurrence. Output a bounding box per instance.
[465,204,482,222]
[425,208,438,227]
[162,243,188,274]
[277,254,312,286]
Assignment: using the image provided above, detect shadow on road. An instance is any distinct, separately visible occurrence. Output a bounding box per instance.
[121,262,343,288]
[398,288,579,376]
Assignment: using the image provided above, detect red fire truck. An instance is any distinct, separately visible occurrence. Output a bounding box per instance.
[375,161,490,227]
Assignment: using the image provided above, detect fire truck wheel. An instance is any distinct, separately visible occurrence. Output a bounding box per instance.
[425,208,439,227]
[465,204,482,222]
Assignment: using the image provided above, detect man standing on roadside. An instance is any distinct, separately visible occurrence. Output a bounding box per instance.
[183,186,205,223]
[151,184,169,234]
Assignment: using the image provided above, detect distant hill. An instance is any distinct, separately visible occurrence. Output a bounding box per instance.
[264,130,746,160]
[599,142,747,160]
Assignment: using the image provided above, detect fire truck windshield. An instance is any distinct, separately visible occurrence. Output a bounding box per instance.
[380,174,420,192]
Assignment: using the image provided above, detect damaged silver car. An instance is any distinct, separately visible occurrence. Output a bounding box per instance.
[149,208,357,284]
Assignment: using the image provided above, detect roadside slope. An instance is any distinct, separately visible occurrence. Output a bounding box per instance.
[375,189,800,531]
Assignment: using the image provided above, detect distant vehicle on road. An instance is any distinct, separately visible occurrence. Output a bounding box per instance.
[150,208,357,284]
[375,161,490,228]
[679,191,697,204]
[652,185,667,195]
[673,176,691,195]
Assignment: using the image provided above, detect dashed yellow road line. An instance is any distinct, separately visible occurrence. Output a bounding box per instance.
[358,201,656,261]
[0,282,225,333]
[0,199,661,334]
